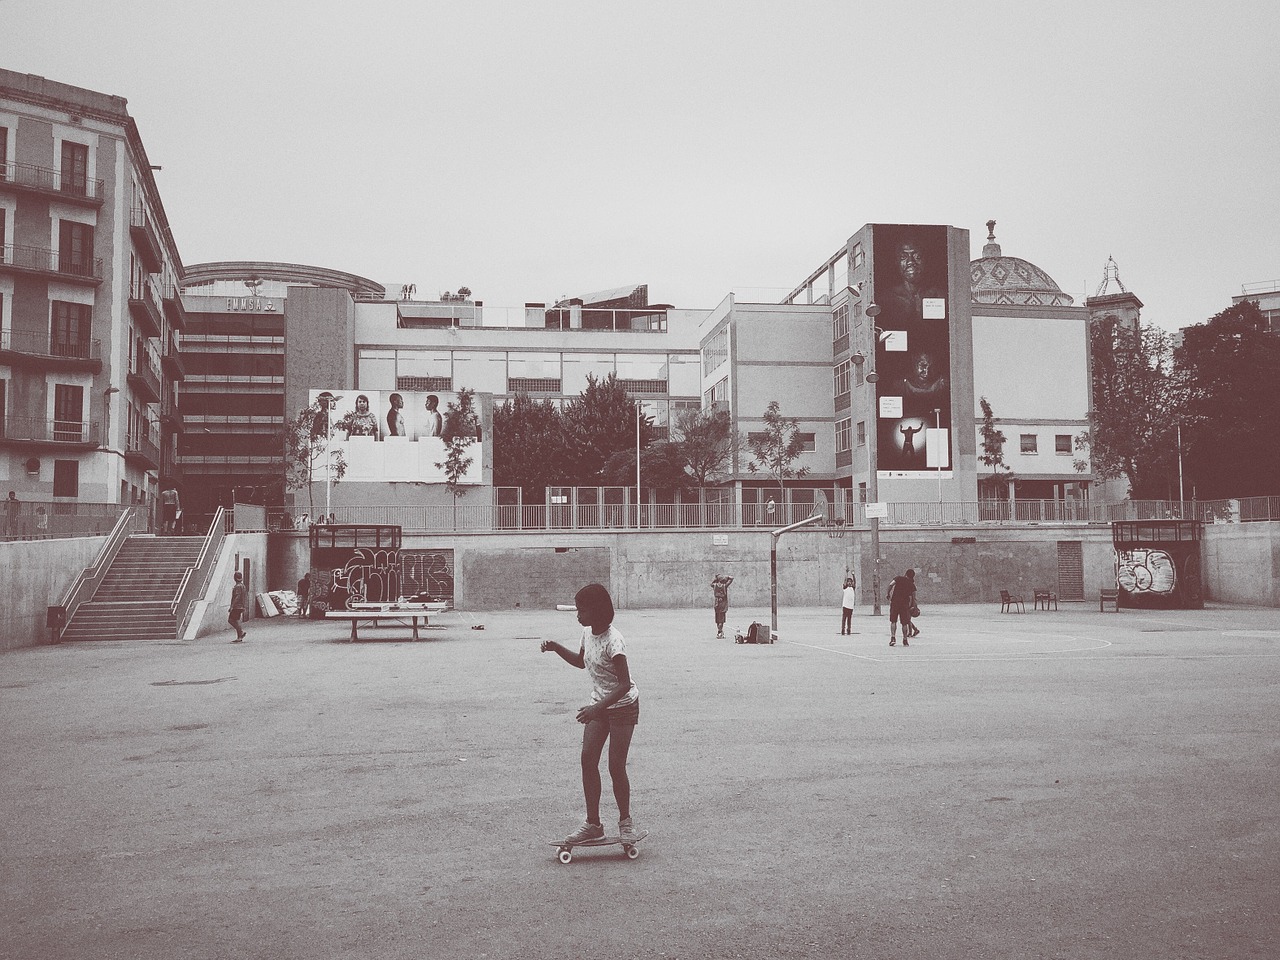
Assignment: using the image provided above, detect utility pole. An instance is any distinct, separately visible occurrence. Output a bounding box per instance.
[865,303,883,617]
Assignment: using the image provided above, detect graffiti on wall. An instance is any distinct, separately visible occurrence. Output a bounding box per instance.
[314,548,456,610]
[1115,548,1177,596]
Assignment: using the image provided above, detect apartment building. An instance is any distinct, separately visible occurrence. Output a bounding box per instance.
[0,69,184,518]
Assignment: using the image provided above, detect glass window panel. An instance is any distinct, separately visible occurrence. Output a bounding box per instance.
[452,351,507,395]
[562,352,614,395]
[667,354,700,396]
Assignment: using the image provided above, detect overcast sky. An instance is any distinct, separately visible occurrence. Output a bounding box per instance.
[7,0,1278,329]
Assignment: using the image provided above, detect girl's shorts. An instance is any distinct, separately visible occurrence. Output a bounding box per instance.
[605,699,640,727]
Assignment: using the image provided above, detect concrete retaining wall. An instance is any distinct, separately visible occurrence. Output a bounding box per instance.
[0,537,108,652]
[1201,521,1280,606]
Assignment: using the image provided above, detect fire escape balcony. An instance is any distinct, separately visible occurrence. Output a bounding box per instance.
[0,415,100,449]
[128,276,164,339]
[0,328,102,372]
[0,242,103,286]
[127,346,163,405]
[129,204,163,274]
[0,161,105,207]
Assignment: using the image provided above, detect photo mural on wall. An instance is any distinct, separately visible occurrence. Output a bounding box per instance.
[308,389,484,484]
[870,224,953,479]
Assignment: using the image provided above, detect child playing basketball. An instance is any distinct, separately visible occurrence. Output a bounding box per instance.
[540,583,640,843]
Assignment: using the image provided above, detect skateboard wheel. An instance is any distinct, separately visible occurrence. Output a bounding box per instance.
[624,844,639,859]
[558,849,572,864]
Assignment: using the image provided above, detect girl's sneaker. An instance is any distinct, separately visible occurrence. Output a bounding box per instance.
[619,817,639,841]
[563,821,605,844]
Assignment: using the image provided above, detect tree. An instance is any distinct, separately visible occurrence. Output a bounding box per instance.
[977,396,1014,499]
[492,394,569,498]
[282,399,346,517]
[560,373,656,484]
[745,400,809,497]
[674,406,741,488]
[1174,300,1280,499]
[1075,316,1183,499]
[601,440,695,495]
[436,388,481,528]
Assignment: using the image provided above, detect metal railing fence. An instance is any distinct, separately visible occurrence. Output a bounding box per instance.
[259,496,1280,534]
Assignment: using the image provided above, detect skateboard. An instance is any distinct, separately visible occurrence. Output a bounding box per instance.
[549,830,648,864]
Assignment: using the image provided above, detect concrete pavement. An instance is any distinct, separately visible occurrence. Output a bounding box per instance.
[2,602,1278,959]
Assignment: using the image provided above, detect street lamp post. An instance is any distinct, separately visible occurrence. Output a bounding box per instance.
[865,304,883,617]
[636,400,642,530]
[324,395,337,520]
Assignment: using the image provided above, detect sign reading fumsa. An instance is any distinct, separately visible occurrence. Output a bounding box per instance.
[307,389,484,485]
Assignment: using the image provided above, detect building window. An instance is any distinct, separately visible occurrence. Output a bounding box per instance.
[397,375,452,392]
[750,430,816,453]
[834,359,852,398]
[0,125,8,171]
[51,301,91,356]
[858,481,867,503]
[1021,433,1038,454]
[851,242,865,269]
[836,418,851,454]
[58,220,94,275]
[704,376,728,407]
[54,460,79,498]
[703,329,728,374]
[1055,434,1072,454]
[54,384,84,441]
[832,303,849,342]
[60,141,89,196]
[508,376,561,394]
[857,420,866,446]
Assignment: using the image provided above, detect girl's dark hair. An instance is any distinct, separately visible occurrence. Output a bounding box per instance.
[574,583,615,631]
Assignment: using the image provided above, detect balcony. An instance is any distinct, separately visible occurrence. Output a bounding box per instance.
[0,415,100,449]
[128,276,164,338]
[160,277,188,331]
[0,161,105,207]
[160,408,185,434]
[160,331,185,380]
[130,204,163,274]
[0,243,103,286]
[127,344,163,404]
[124,428,162,471]
[0,328,101,372]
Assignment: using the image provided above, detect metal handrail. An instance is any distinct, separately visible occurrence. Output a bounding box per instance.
[172,507,228,640]
[55,506,145,640]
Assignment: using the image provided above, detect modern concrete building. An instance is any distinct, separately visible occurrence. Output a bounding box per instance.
[0,69,185,526]
[1232,278,1280,332]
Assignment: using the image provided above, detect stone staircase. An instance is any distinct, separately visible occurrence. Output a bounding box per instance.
[60,535,205,641]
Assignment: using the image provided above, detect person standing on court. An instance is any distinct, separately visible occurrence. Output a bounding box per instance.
[887,568,916,647]
[159,484,180,535]
[297,571,311,618]
[841,574,857,635]
[711,574,734,639]
[229,572,248,642]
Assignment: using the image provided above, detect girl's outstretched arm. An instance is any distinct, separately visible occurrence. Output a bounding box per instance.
[540,640,585,668]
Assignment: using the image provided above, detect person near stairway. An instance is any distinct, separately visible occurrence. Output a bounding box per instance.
[229,572,247,642]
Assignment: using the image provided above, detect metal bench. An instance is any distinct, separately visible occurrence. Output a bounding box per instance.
[325,602,448,641]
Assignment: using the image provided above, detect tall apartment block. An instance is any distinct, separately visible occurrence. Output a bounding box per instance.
[0,70,185,513]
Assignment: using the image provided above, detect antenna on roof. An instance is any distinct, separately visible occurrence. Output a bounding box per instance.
[1094,256,1128,297]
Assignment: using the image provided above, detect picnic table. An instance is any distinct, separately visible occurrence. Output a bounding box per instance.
[325,601,449,641]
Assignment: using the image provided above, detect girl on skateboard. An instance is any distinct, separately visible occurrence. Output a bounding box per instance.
[541,583,640,844]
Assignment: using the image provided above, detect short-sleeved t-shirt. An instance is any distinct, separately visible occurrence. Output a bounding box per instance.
[582,625,639,709]
[842,585,857,607]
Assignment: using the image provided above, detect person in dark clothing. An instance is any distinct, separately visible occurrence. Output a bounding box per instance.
[887,568,917,647]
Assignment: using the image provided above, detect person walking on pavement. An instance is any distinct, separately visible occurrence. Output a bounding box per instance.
[841,574,857,635]
[711,574,734,639]
[887,568,917,647]
[229,572,248,642]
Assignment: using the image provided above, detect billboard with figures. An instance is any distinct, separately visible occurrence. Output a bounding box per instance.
[306,389,485,484]
[871,224,953,479]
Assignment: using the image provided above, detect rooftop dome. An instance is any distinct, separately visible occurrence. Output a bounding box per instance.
[970,221,1073,306]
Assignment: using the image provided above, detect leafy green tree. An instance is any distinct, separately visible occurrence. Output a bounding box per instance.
[282,399,346,516]
[1175,300,1280,499]
[601,440,695,495]
[436,388,481,527]
[977,396,1014,499]
[1075,316,1182,499]
[745,399,810,497]
[674,406,740,488]
[492,394,569,497]
[560,373,656,484]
